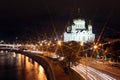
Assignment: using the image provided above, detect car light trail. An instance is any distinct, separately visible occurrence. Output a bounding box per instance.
[72,64,116,80]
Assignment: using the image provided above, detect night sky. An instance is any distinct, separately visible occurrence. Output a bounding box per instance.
[0,0,120,41]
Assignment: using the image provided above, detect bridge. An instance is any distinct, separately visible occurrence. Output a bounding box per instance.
[0,44,21,50]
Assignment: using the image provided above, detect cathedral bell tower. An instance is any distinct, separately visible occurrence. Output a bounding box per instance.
[88,20,92,34]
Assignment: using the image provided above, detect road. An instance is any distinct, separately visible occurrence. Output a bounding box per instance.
[72,64,116,80]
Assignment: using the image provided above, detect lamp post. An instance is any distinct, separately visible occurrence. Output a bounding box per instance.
[94,45,98,49]
[80,42,84,50]
[57,40,61,46]
[56,40,62,52]
[47,42,50,52]
[56,40,62,55]
[40,43,43,52]
[80,42,88,79]
[93,45,98,58]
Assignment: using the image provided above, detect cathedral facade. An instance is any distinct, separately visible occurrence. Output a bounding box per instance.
[63,19,95,43]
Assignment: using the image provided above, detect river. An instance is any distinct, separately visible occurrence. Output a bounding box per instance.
[0,51,47,80]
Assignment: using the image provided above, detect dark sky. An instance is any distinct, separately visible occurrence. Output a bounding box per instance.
[0,0,120,41]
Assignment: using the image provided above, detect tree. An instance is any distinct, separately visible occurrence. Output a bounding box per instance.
[56,41,81,74]
[104,41,120,62]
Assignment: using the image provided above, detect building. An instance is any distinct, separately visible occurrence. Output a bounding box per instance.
[63,19,95,43]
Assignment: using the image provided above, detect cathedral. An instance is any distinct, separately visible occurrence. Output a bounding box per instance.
[63,19,95,43]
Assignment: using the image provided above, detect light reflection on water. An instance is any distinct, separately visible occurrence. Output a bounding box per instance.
[0,51,47,80]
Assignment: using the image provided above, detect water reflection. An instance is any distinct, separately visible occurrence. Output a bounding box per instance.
[0,51,47,80]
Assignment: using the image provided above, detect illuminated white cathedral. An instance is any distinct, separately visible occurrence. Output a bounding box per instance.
[63,19,95,43]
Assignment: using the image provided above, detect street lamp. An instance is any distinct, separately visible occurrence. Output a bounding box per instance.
[54,40,62,58]
[80,42,88,79]
[40,43,42,46]
[94,45,98,49]
[57,40,61,46]
[80,42,84,52]
[80,42,84,46]
[47,42,50,52]
[40,43,43,51]
[93,45,98,57]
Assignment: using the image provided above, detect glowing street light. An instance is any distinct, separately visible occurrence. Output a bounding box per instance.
[98,43,102,46]
[40,43,43,46]
[80,42,84,46]
[57,40,61,46]
[47,43,50,46]
[93,45,98,49]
